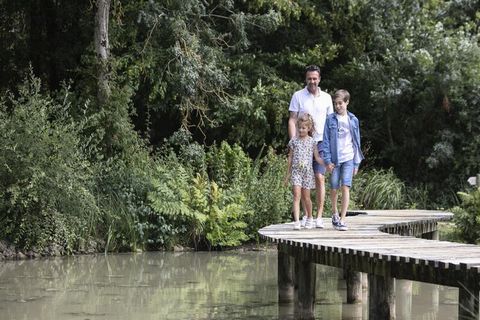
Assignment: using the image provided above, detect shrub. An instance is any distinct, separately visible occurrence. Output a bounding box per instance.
[148,153,251,250]
[0,75,99,252]
[452,187,480,244]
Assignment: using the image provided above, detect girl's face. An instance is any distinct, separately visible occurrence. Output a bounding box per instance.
[298,123,310,137]
[334,98,349,116]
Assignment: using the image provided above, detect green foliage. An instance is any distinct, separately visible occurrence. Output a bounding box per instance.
[207,141,252,188]
[354,169,406,209]
[148,153,251,249]
[452,187,480,244]
[0,75,99,251]
[206,141,291,237]
[242,148,291,235]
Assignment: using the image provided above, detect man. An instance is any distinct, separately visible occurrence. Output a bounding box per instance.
[288,65,333,229]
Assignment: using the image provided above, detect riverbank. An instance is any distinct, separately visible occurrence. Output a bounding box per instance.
[0,239,276,261]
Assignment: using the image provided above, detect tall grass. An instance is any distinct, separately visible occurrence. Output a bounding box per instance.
[354,168,406,209]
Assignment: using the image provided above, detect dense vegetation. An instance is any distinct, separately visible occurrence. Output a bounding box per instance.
[1,0,479,253]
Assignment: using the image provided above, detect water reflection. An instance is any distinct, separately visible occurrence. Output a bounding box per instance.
[0,251,459,319]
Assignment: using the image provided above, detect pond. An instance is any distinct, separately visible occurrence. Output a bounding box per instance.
[0,250,459,319]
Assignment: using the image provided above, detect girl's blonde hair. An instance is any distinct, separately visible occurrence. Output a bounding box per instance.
[297,113,315,136]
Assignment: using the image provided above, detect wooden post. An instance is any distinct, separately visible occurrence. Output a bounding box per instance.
[278,244,294,303]
[362,272,368,290]
[422,230,439,240]
[344,268,363,303]
[396,280,412,320]
[294,256,316,319]
[458,285,479,320]
[368,273,396,320]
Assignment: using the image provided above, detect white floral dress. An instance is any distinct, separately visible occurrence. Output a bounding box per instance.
[288,136,316,189]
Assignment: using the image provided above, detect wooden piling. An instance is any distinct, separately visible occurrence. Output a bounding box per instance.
[458,284,479,320]
[345,268,363,303]
[294,256,316,319]
[278,244,294,303]
[368,273,396,320]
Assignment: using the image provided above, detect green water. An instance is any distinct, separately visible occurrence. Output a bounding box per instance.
[0,250,458,319]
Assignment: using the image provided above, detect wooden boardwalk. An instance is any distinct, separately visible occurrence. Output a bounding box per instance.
[258,210,480,319]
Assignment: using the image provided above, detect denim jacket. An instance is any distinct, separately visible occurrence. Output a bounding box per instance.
[322,111,364,168]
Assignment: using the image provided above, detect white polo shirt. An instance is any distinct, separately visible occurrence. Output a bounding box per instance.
[289,87,333,142]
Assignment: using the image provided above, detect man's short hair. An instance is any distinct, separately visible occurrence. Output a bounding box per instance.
[305,65,321,75]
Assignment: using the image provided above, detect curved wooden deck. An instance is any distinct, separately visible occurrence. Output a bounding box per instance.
[258,209,480,320]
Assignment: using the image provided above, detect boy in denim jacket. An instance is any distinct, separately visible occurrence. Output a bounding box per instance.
[322,89,364,231]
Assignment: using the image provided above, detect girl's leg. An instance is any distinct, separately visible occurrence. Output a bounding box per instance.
[340,185,350,223]
[292,185,302,222]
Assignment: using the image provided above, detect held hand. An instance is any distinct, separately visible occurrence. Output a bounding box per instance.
[327,163,335,173]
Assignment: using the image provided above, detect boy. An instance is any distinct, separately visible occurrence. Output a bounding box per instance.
[322,89,364,231]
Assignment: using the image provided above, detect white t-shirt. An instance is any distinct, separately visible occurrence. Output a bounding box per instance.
[336,113,354,163]
[289,87,333,142]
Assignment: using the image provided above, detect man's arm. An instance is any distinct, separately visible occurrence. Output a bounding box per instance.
[288,111,297,139]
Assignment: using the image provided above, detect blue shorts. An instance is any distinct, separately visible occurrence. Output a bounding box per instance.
[312,141,326,175]
[330,159,354,189]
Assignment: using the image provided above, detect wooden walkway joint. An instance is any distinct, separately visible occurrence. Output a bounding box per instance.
[258,210,480,320]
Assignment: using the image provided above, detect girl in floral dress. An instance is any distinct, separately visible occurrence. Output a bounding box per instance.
[285,113,325,230]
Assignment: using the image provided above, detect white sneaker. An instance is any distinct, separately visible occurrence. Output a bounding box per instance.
[300,215,307,228]
[305,218,314,229]
[315,218,324,229]
[293,222,301,230]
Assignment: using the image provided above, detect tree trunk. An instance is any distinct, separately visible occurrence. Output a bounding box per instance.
[94,0,110,106]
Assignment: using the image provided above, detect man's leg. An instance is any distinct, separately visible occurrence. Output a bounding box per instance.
[315,173,325,219]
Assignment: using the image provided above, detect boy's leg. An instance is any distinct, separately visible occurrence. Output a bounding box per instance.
[330,164,341,227]
[340,185,350,223]
[330,188,338,214]
[339,160,355,223]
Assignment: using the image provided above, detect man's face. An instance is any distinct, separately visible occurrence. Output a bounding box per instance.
[305,71,320,94]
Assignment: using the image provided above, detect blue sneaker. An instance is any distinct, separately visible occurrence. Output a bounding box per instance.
[335,222,348,231]
[331,214,340,227]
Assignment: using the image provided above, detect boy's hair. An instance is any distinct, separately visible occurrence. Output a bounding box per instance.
[305,65,321,76]
[297,113,315,136]
[333,89,350,102]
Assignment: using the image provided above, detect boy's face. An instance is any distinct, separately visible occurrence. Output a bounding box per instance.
[334,98,349,116]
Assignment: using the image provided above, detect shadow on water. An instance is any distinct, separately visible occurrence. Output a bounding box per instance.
[0,251,460,319]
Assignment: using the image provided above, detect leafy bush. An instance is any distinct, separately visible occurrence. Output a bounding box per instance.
[353,168,406,209]
[242,148,291,236]
[148,154,251,249]
[452,187,480,244]
[0,75,99,251]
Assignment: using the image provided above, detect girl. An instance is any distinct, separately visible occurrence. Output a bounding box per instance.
[285,113,325,230]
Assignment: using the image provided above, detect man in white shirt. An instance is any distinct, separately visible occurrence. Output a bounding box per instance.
[288,65,333,229]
